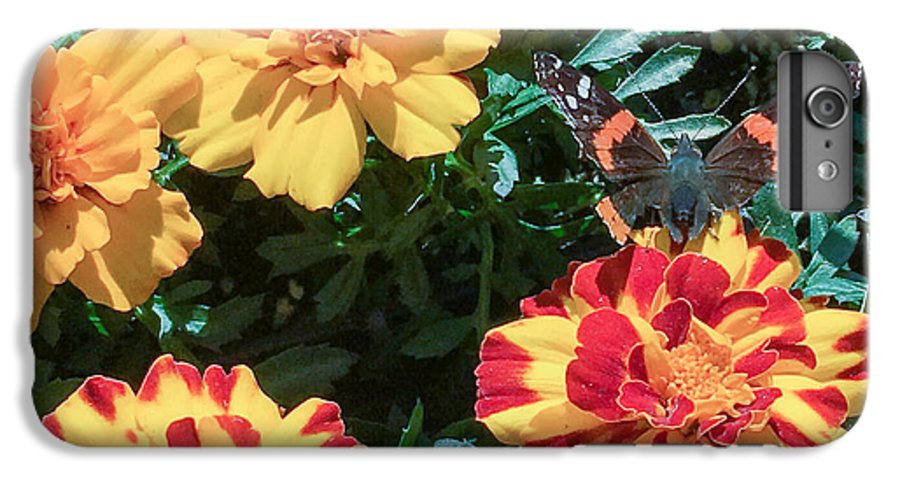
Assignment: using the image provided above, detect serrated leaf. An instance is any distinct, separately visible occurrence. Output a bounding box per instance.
[491,85,550,132]
[254,344,358,408]
[613,43,701,100]
[433,438,476,447]
[314,256,366,322]
[398,399,424,447]
[165,280,213,305]
[571,30,650,70]
[33,378,84,416]
[393,250,431,315]
[748,183,799,253]
[644,114,732,142]
[809,212,830,253]
[817,215,859,267]
[475,134,520,198]
[385,204,436,253]
[257,232,345,278]
[401,316,473,359]
[194,294,265,351]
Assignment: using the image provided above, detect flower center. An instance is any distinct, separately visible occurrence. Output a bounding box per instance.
[302,30,358,68]
[31,102,82,202]
[664,341,732,400]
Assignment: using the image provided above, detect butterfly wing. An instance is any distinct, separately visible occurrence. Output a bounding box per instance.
[534,52,670,239]
[703,104,777,210]
[534,52,668,183]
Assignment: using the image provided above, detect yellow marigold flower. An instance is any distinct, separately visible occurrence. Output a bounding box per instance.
[164,29,500,209]
[32,31,205,327]
[475,212,866,446]
[42,354,359,447]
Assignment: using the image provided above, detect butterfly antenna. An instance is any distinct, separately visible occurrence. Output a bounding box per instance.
[690,65,757,141]
[622,60,679,141]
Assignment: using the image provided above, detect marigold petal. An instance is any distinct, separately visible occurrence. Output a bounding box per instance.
[520,261,580,319]
[133,355,209,445]
[70,30,202,121]
[42,377,145,446]
[733,235,802,291]
[202,365,282,436]
[248,81,365,209]
[683,210,748,280]
[567,309,656,421]
[570,246,669,320]
[730,287,806,356]
[164,56,291,172]
[67,184,203,311]
[196,415,262,447]
[475,316,603,445]
[180,30,248,59]
[81,107,159,204]
[269,398,359,446]
[767,375,850,446]
[650,299,691,349]
[365,30,500,74]
[660,253,731,323]
[34,194,110,285]
[359,73,479,160]
[796,309,867,382]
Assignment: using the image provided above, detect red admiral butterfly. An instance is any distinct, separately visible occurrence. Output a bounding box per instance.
[534,52,777,244]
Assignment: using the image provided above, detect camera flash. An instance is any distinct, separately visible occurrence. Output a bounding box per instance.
[817,160,839,181]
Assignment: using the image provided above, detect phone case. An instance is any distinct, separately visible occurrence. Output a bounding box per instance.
[31,29,867,447]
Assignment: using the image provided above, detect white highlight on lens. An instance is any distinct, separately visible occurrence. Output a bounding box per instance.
[817,160,839,182]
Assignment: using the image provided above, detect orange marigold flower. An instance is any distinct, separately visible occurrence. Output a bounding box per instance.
[475,212,866,446]
[42,354,359,447]
[32,31,204,326]
[164,29,500,209]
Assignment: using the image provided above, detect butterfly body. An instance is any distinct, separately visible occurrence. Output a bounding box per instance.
[534,52,777,244]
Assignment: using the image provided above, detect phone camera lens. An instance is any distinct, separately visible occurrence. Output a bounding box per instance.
[807,86,848,128]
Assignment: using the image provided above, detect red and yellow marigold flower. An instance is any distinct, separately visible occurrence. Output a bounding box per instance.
[164,29,500,209]
[32,31,204,326]
[42,354,359,447]
[475,212,866,446]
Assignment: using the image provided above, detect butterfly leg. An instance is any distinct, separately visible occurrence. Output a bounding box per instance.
[688,192,711,241]
[660,207,684,244]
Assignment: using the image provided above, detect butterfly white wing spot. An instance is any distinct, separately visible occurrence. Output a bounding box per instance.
[556,83,566,92]
[577,76,591,98]
[582,114,591,123]
[565,94,579,110]
[552,57,563,68]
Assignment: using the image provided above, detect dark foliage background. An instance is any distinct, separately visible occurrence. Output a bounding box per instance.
[32,30,866,446]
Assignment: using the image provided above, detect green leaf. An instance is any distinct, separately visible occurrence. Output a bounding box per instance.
[401,316,473,359]
[194,294,265,351]
[257,231,345,278]
[808,212,830,253]
[817,215,859,267]
[433,438,476,447]
[385,204,436,254]
[314,256,366,322]
[644,114,732,142]
[800,260,867,305]
[491,85,550,132]
[254,344,358,407]
[398,399,424,447]
[748,183,799,253]
[33,378,83,416]
[165,280,213,305]
[613,43,701,100]
[51,31,86,50]
[476,134,520,198]
[393,250,431,315]
[571,30,650,70]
